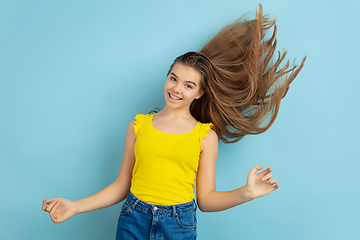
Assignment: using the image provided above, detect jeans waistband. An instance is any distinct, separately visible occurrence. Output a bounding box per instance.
[125,192,197,216]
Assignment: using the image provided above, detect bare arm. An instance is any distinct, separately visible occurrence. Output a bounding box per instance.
[42,120,136,222]
[196,130,279,212]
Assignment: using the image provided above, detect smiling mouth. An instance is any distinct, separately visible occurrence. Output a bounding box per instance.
[169,93,182,100]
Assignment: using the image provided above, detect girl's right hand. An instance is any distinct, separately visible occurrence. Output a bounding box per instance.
[42,198,79,223]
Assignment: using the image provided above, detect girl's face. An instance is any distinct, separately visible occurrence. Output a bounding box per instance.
[164,62,204,110]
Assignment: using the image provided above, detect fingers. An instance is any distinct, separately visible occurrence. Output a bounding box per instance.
[262,173,272,181]
[44,199,58,213]
[249,166,264,175]
[269,178,277,185]
[50,201,60,222]
[272,183,279,191]
[269,179,279,192]
[42,199,55,211]
[258,167,272,178]
[42,199,47,211]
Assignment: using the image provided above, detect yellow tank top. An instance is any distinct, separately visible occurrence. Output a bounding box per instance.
[130,114,214,205]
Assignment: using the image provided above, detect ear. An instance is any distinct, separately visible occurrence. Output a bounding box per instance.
[195,90,205,99]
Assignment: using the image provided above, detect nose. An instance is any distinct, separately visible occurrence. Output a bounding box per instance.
[173,83,181,93]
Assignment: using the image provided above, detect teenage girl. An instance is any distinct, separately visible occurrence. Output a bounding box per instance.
[42,5,305,239]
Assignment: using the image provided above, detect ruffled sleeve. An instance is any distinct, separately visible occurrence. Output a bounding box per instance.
[199,123,215,145]
[134,114,146,135]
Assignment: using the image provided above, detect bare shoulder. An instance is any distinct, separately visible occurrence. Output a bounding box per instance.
[204,129,218,141]
[126,119,136,137]
[128,119,136,128]
[201,129,218,152]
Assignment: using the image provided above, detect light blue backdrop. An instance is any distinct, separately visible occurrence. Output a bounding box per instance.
[1,0,359,239]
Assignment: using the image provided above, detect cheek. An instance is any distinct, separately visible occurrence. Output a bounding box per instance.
[164,81,170,90]
[164,79,174,89]
[182,90,198,100]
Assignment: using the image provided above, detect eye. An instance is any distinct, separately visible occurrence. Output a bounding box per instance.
[185,84,193,89]
[170,77,177,82]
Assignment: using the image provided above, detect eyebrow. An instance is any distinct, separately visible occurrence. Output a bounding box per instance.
[170,73,197,86]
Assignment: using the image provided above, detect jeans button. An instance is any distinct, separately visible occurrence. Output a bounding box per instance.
[153,206,158,211]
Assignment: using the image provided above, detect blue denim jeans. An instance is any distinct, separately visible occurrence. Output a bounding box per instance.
[116,192,197,240]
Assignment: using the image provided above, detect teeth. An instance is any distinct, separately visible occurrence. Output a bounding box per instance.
[170,93,181,100]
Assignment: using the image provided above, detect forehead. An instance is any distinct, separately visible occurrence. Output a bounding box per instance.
[170,63,202,85]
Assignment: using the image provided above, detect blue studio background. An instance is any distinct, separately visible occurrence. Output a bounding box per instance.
[1,0,359,239]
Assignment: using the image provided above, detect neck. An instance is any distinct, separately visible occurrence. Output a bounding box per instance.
[159,105,193,119]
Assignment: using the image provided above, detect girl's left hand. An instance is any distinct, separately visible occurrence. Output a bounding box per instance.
[246,166,279,199]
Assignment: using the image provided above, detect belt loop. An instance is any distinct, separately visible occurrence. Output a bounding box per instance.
[172,205,176,218]
[193,199,197,210]
[132,199,140,210]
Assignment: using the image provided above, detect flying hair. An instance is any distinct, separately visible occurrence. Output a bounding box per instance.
[167,4,306,143]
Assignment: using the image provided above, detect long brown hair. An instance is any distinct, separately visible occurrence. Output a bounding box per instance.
[168,5,306,143]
